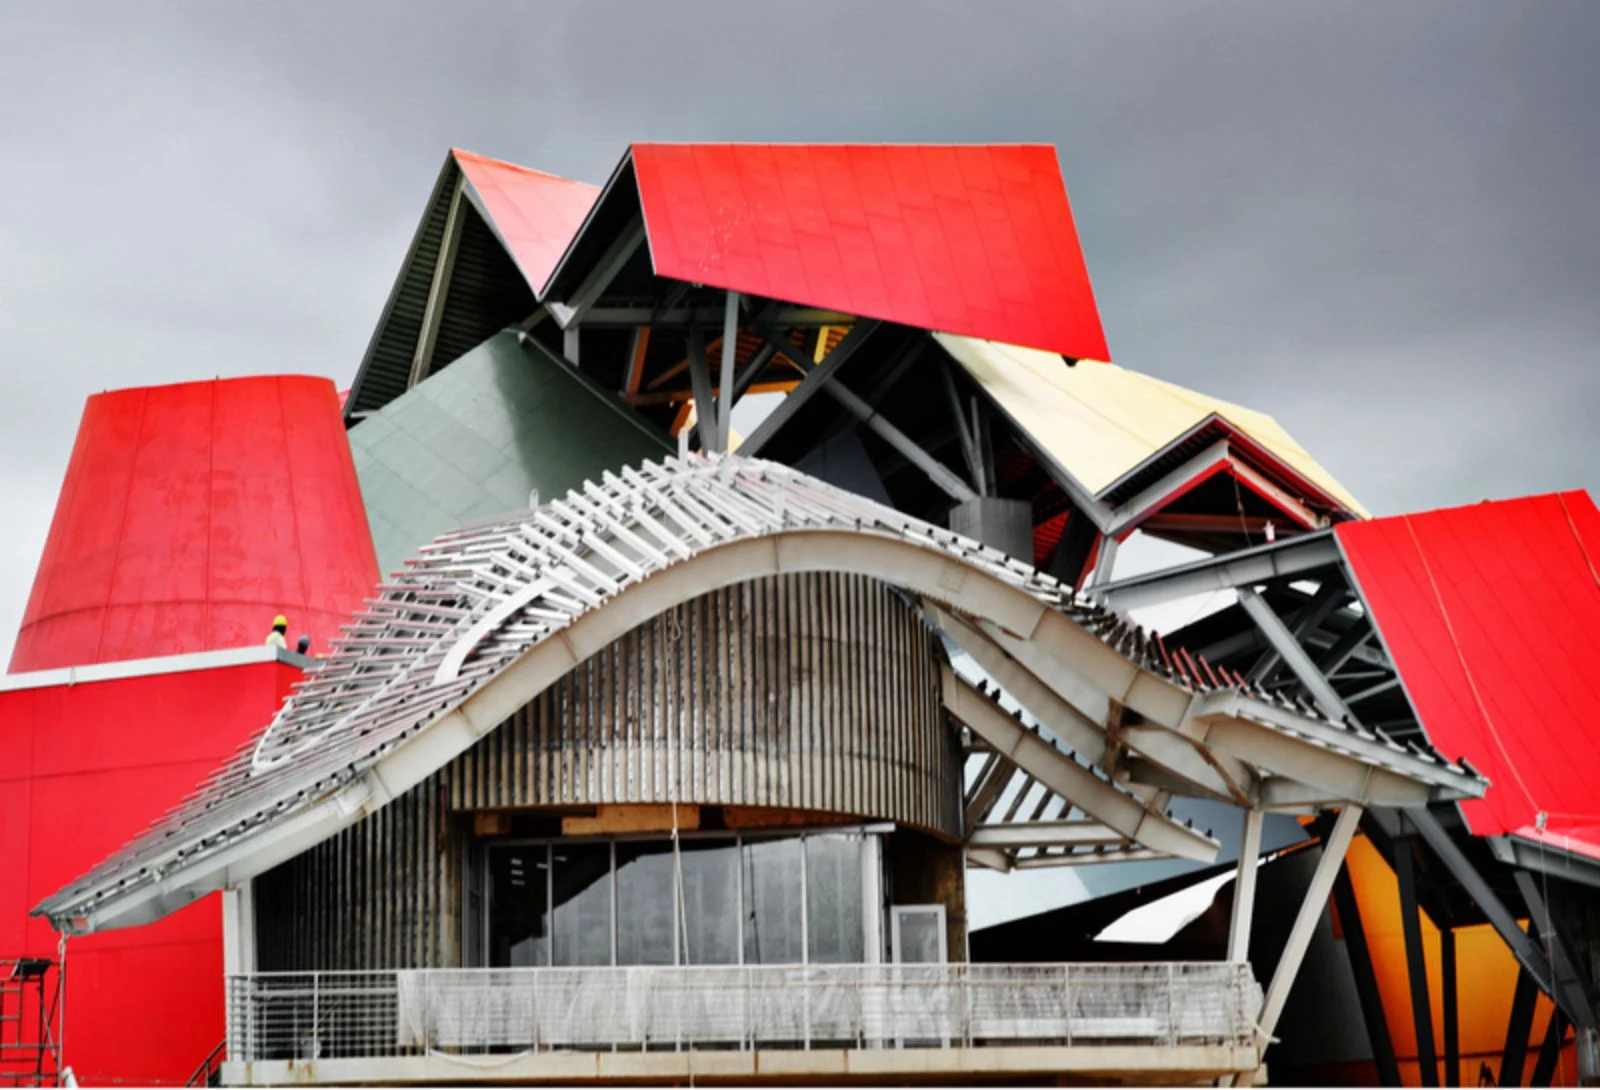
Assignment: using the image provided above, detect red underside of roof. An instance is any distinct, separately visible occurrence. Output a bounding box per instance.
[453,149,600,297]
[1336,491,1600,856]
[630,143,1109,361]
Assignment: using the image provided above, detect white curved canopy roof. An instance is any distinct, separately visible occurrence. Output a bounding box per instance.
[38,455,1478,934]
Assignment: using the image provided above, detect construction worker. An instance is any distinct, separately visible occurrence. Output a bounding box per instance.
[265,614,289,649]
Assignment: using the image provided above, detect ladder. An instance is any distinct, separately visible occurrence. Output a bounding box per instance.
[0,959,60,1088]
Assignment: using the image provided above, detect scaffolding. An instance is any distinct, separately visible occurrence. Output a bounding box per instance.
[0,959,61,1088]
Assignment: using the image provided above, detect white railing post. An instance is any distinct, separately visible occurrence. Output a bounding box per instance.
[1166,963,1178,1046]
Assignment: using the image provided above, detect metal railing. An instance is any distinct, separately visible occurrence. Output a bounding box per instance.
[227,962,1260,1061]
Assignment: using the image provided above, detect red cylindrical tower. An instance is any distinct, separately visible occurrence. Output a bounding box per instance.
[10,375,379,672]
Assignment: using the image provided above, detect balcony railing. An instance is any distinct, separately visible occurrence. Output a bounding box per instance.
[227,962,1260,1062]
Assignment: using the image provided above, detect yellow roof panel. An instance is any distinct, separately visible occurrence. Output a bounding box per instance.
[934,334,1368,519]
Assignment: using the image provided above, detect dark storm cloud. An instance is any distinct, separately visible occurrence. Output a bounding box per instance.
[2,2,1598,665]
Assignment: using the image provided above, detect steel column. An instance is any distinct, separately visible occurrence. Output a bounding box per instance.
[1332,861,1401,1086]
[716,291,740,452]
[1406,807,1562,1002]
[1252,804,1363,1077]
[1502,959,1541,1087]
[1238,588,1357,723]
[1513,869,1598,1031]
[1395,833,1440,1087]
[1532,1010,1569,1087]
[1228,808,1264,963]
[1443,926,1460,1087]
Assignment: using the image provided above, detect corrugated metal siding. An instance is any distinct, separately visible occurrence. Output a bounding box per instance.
[256,772,458,972]
[254,572,957,971]
[448,572,958,837]
[346,168,455,417]
[346,170,538,420]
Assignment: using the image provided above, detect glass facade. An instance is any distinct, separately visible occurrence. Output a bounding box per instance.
[485,830,877,968]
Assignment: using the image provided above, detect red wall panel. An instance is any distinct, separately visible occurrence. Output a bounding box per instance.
[11,376,379,672]
[0,658,302,1086]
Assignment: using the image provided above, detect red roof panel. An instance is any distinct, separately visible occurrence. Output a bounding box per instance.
[1336,491,1600,854]
[631,143,1110,360]
[452,149,600,297]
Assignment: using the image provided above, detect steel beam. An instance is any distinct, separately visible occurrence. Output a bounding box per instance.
[1238,588,1357,723]
[579,305,853,327]
[941,665,1217,862]
[715,291,740,452]
[1106,441,1231,536]
[968,820,1127,850]
[741,321,877,456]
[1442,926,1460,1088]
[1395,834,1440,1087]
[820,377,978,502]
[546,217,646,331]
[409,175,467,388]
[1227,808,1263,963]
[1094,533,1343,613]
[1332,860,1401,1086]
[1251,804,1363,1081]
[1513,869,1597,1030]
[1405,807,1561,1002]
[686,324,716,450]
[1502,963,1540,1087]
[1246,580,1346,684]
[1532,1009,1568,1088]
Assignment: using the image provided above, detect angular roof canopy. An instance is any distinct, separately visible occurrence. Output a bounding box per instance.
[345,151,598,418]
[551,143,1108,360]
[936,334,1369,521]
[37,456,1477,934]
[453,149,601,295]
[1337,490,1600,855]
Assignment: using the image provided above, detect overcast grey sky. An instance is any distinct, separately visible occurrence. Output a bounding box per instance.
[2,2,1597,670]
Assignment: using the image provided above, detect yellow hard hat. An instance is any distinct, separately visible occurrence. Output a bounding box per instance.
[273,614,289,628]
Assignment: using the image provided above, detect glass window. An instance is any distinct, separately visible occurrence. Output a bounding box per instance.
[489,845,549,967]
[679,839,740,965]
[742,837,804,965]
[551,843,612,966]
[615,841,678,965]
[805,834,865,964]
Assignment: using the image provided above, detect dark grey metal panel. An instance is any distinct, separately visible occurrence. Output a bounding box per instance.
[349,330,674,575]
[447,572,960,838]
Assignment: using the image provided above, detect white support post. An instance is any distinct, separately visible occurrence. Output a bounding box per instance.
[1228,809,1265,963]
[716,291,740,452]
[221,880,256,1069]
[563,325,581,367]
[1247,805,1363,1083]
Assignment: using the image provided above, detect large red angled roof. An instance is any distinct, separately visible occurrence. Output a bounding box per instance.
[453,149,601,297]
[1336,491,1600,856]
[630,143,1110,361]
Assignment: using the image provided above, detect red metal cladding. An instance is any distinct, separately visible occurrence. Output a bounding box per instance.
[630,143,1110,361]
[10,376,379,672]
[453,148,601,297]
[1336,491,1600,854]
[0,658,303,1085]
